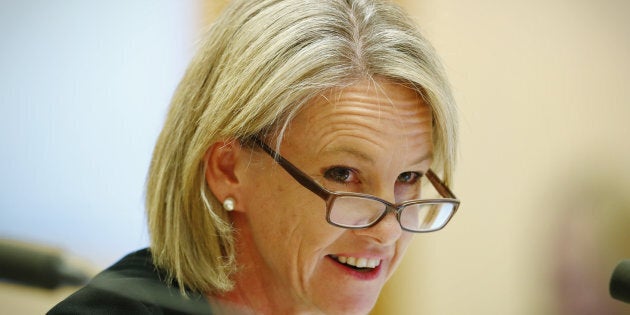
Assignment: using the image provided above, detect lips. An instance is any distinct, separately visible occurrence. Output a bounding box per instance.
[330,255,381,270]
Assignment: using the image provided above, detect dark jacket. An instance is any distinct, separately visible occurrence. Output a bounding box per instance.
[48,248,212,314]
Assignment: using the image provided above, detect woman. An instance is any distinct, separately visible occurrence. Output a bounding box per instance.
[50,0,459,314]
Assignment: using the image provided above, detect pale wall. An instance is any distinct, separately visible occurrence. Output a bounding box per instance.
[0,1,200,313]
[375,0,630,314]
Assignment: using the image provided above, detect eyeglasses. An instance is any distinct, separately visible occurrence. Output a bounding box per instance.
[251,137,460,233]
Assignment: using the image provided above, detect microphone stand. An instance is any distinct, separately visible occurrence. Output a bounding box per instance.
[610,260,630,303]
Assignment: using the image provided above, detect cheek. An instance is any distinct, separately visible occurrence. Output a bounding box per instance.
[398,233,414,251]
[242,169,341,257]
[242,184,349,296]
[389,233,414,272]
[245,164,327,232]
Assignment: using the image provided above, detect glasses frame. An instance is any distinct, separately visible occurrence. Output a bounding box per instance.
[250,137,460,233]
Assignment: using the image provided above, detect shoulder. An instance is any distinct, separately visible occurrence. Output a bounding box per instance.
[48,248,212,315]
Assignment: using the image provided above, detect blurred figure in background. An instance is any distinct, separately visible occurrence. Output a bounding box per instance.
[553,169,630,314]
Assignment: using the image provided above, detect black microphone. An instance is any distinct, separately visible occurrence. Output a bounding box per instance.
[0,239,90,289]
[610,259,630,303]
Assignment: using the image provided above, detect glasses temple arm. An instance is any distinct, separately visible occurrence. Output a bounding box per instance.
[251,137,331,200]
[426,169,457,199]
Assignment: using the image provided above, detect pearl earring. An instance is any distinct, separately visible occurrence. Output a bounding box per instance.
[223,197,235,211]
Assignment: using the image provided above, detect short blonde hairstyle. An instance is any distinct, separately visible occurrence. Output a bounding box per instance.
[146,0,458,294]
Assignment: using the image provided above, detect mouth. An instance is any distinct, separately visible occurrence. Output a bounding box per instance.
[329,254,382,272]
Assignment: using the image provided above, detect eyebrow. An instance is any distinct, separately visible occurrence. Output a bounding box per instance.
[320,146,375,164]
[320,146,434,169]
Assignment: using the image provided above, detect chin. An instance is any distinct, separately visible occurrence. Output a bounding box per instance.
[318,292,380,315]
[328,302,377,315]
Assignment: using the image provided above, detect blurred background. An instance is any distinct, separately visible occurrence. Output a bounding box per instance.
[1,0,629,314]
[0,1,201,313]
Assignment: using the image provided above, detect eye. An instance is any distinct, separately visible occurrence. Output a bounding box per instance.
[397,171,422,184]
[323,166,358,184]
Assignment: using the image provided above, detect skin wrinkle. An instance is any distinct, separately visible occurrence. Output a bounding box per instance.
[290,218,315,313]
[305,83,433,195]
[257,154,327,314]
[244,171,301,312]
[312,83,431,127]
[224,78,432,314]
[370,80,435,172]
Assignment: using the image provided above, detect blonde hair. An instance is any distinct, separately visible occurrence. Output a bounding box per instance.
[146,0,458,294]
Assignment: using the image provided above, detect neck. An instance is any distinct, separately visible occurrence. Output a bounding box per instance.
[207,213,321,315]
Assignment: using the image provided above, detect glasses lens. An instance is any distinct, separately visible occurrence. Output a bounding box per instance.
[328,195,386,228]
[400,202,456,232]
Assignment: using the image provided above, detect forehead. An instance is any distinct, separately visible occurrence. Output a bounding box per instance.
[283,79,433,161]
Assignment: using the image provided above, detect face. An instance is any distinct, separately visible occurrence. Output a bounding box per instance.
[231,79,434,314]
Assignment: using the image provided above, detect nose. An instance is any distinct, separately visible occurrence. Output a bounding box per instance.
[352,208,403,245]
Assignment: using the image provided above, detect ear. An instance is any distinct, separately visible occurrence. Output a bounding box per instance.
[203,140,245,211]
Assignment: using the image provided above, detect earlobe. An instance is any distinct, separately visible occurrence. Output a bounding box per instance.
[204,140,242,209]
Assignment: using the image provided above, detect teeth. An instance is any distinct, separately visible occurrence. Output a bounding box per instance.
[333,255,381,269]
[367,259,379,268]
[346,257,356,266]
[357,258,367,268]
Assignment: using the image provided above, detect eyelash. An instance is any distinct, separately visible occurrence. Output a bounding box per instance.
[322,166,422,186]
[397,171,422,185]
[323,166,358,184]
